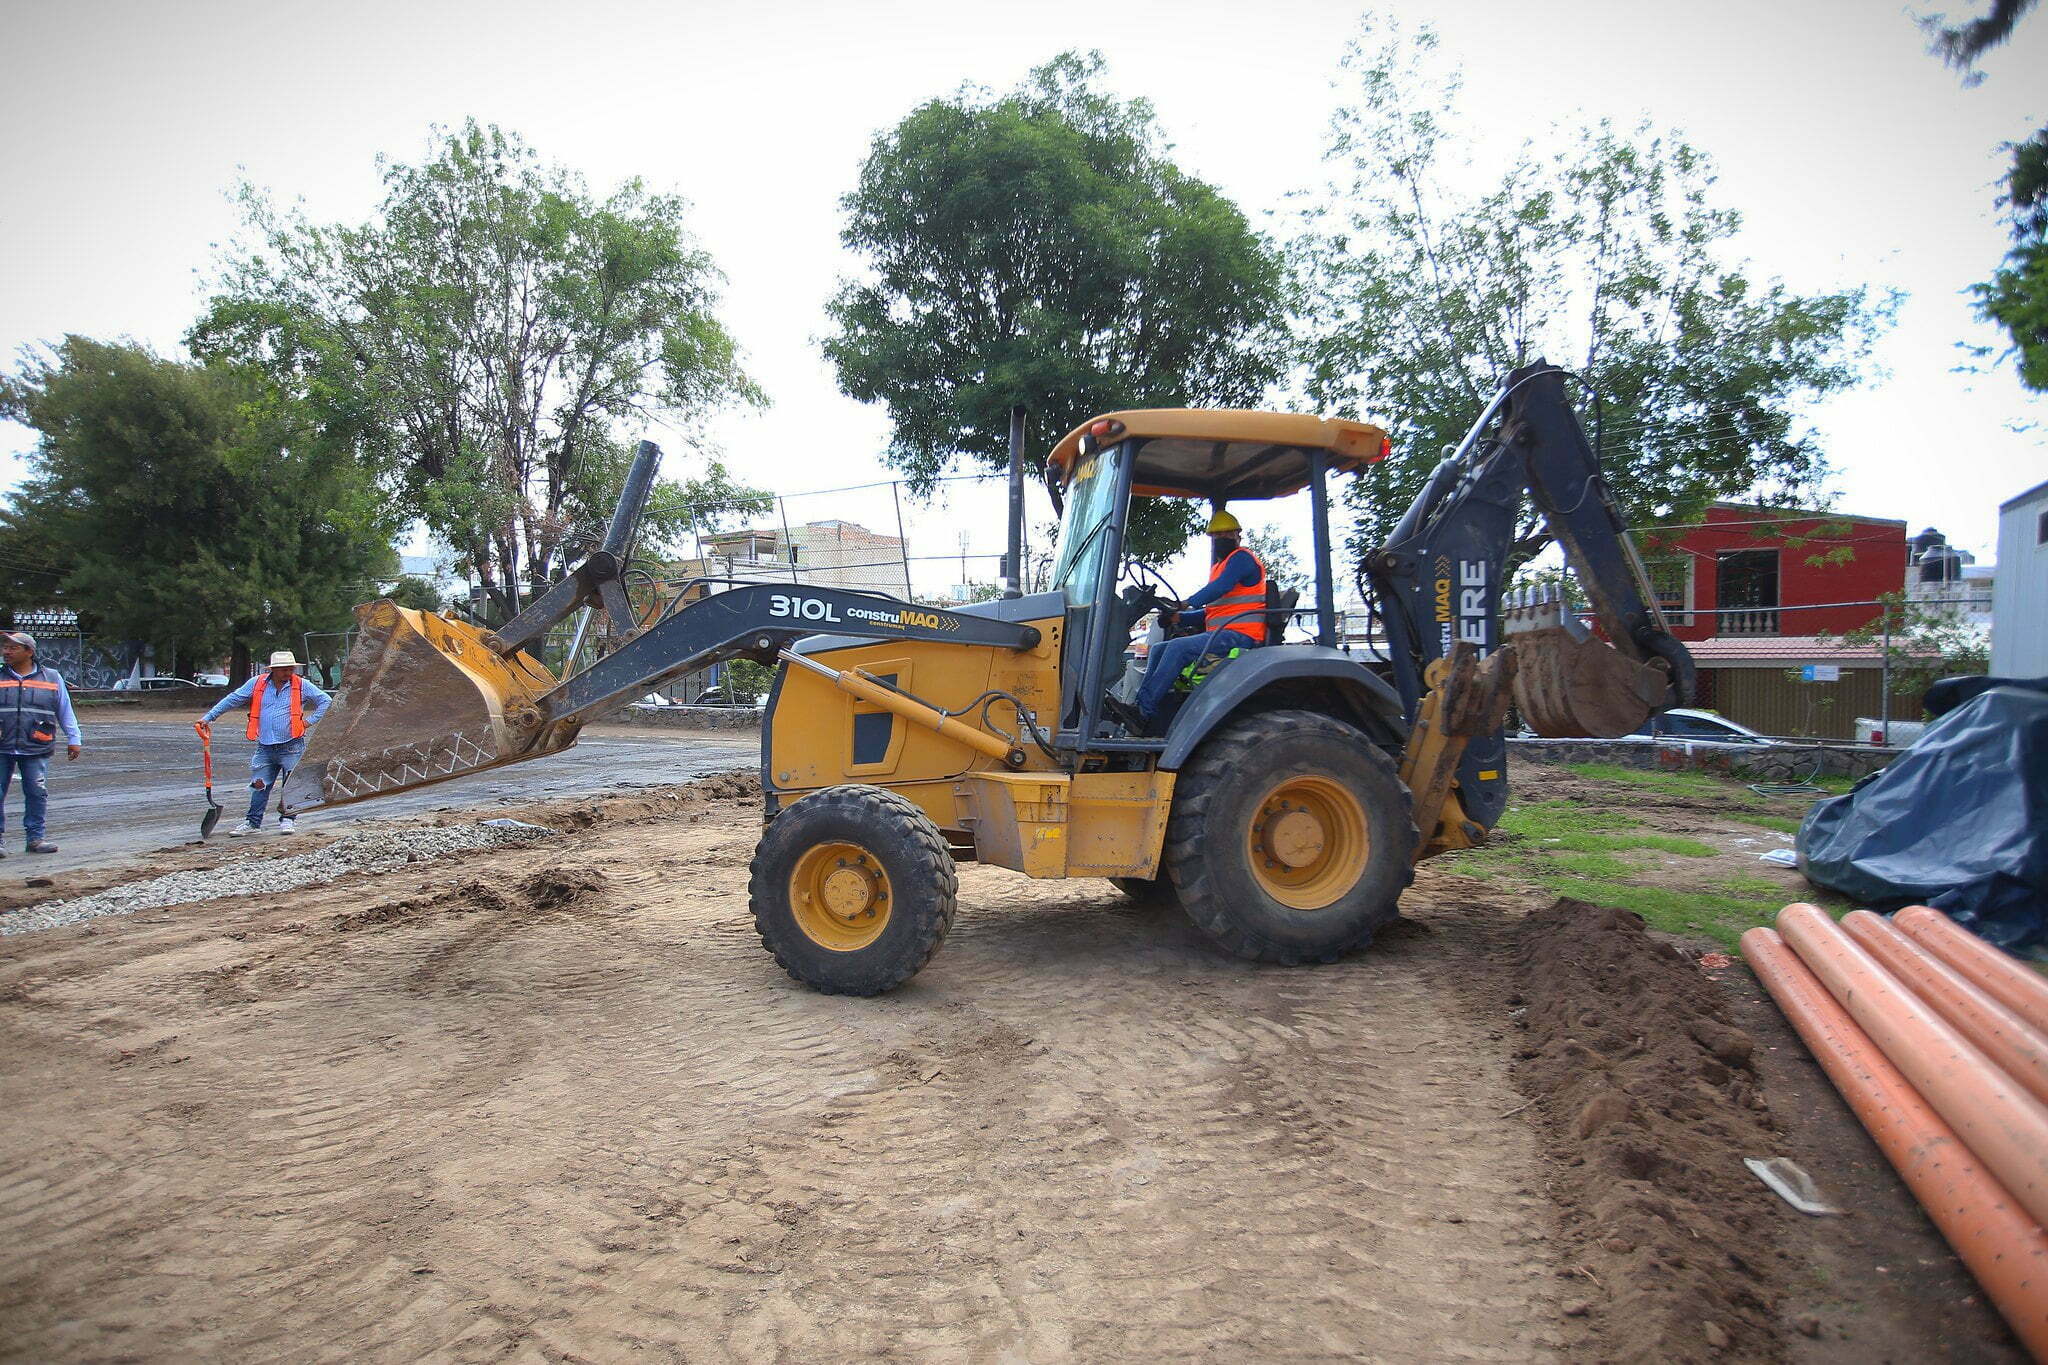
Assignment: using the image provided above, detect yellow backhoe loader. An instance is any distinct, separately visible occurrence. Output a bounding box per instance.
[285,362,1694,994]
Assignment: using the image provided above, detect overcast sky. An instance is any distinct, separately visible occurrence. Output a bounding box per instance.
[3,0,2042,591]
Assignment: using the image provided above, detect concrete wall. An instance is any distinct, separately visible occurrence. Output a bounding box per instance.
[1509,737,1899,780]
[603,705,763,730]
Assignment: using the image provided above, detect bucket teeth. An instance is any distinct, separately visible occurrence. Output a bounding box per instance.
[281,600,582,811]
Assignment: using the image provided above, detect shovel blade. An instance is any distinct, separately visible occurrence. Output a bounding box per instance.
[199,799,222,839]
[280,600,582,811]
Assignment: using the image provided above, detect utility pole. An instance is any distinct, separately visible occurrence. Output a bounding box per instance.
[1004,405,1025,599]
[1879,598,1893,742]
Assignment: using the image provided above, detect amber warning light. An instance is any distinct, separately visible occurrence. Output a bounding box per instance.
[1372,435,1392,462]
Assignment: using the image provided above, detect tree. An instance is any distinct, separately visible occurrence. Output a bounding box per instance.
[1292,20,1891,566]
[0,337,399,676]
[1923,1,2048,390]
[386,575,443,612]
[823,52,1288,560]
[193,120,768,621]
[1242,527,1305,592]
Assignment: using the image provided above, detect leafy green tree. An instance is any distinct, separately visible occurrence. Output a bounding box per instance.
[1242,527,1305,592]
[1293,20,1891,564]
[1,337,399,677]
[193,120,768,620]
[386,575,443,612]
[1923,1,2048,390]
[824,52,1288,560]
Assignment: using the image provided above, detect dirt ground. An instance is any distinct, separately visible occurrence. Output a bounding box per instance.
[0,766,2025,1362]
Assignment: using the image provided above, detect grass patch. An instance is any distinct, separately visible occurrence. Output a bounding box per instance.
[1563,762,1764,804]
[1496,803,1715,859]
[1713,874,1788,898]
[1544,877,1783,948]
[1549,851,1638,879]
[1440,790,1796,947]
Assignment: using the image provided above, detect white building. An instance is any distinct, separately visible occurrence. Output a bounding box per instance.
[1991,479,2048,676]
[694,520,909,596]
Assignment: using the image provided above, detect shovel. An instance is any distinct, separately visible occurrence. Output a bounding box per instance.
[195,721,222,838]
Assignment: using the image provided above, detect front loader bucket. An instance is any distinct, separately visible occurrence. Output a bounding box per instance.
[281,600,581,811]
[1504,595,1672,738]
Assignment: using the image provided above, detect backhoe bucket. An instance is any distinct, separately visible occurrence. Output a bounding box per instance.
[281,600,580,811]
[1504,594,1672,738]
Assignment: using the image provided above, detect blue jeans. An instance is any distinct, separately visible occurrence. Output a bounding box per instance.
[0,754,50,845]
[248,739,307,825]
[1138,630,1257,724]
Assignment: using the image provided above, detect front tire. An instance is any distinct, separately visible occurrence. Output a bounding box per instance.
[1165,709,1418,963]
[749,785,956,995]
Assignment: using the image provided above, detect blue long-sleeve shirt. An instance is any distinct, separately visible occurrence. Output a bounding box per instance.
[4,666,82,748]
[205,674,332,744]
[1175,548,1263,628]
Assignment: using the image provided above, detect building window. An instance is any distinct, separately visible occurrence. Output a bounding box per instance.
[2038,508,2047,545]
[1715,549,1779,635]
[1644,558,1692,626]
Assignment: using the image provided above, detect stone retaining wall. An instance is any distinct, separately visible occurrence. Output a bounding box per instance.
[1508,737,1899,781]
[603,705,764,730]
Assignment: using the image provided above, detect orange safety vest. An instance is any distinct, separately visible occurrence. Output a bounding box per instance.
[1203,546,1268,644]
[246,674,306,742]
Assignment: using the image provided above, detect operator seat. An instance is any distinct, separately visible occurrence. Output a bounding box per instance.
[1265,586,1300,644]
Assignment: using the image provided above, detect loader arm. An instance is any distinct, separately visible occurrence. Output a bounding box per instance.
[283,584,1040,812]
[1365,361,1696,836]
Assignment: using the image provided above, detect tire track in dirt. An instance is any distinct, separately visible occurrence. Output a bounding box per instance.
[1,776,1566,1361]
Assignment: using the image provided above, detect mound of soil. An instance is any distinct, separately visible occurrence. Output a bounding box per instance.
[1509,899,1788,1362]
[519,867,607,913]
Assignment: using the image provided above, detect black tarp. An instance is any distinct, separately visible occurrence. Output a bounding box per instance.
[1799,681,2048,952]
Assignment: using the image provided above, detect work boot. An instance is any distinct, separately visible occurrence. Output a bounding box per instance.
[278,817,296,834]
[1102,695,1152,737]
[228,821,260,837]
[25,841,57,854]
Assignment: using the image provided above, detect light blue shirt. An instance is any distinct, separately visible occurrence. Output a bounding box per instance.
[204,673,332,744]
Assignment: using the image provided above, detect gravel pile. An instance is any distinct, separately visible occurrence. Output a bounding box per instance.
[0,823,557,937]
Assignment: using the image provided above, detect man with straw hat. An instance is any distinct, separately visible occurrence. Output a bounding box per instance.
[197,650,331,836]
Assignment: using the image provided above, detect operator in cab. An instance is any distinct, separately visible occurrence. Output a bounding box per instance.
[1129,508,1267,732]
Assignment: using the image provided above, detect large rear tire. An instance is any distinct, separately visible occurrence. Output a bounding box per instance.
[749,785,956,995]
[1165,709,1417,963]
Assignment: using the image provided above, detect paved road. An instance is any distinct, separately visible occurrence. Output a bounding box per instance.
[6,718,758,875]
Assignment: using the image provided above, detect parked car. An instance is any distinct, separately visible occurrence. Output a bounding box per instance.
[112,676,204,692]
[1625,708,1771,744]
[194,673,230,686]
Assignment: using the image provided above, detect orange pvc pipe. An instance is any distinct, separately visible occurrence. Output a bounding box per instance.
[1744,928,2048,1360]
[1897,906,2048,1036]
[1777,903,2048,1233]
[1844,910,2048,1110]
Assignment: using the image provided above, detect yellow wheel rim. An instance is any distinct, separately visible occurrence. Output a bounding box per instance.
[790,841,893,951]
[1245,775,1369,910]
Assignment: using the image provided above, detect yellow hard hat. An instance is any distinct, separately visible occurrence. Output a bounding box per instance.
[1206,508,1242,535]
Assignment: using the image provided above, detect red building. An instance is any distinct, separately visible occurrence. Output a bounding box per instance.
[1641,503,1908,642]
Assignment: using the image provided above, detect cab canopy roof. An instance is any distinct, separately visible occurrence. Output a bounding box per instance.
[1047,409,1390,502]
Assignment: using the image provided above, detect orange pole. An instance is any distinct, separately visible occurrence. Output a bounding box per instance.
[1742,927,2048,1361]
[1897,906,2048,1036]
[1844,910,2048,1110]
[1777,903,2048,1232]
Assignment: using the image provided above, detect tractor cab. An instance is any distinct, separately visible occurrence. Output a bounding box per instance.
[1043,409,1394,754]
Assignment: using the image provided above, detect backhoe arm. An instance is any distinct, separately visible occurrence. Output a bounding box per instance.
[1365,361,1695,837]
